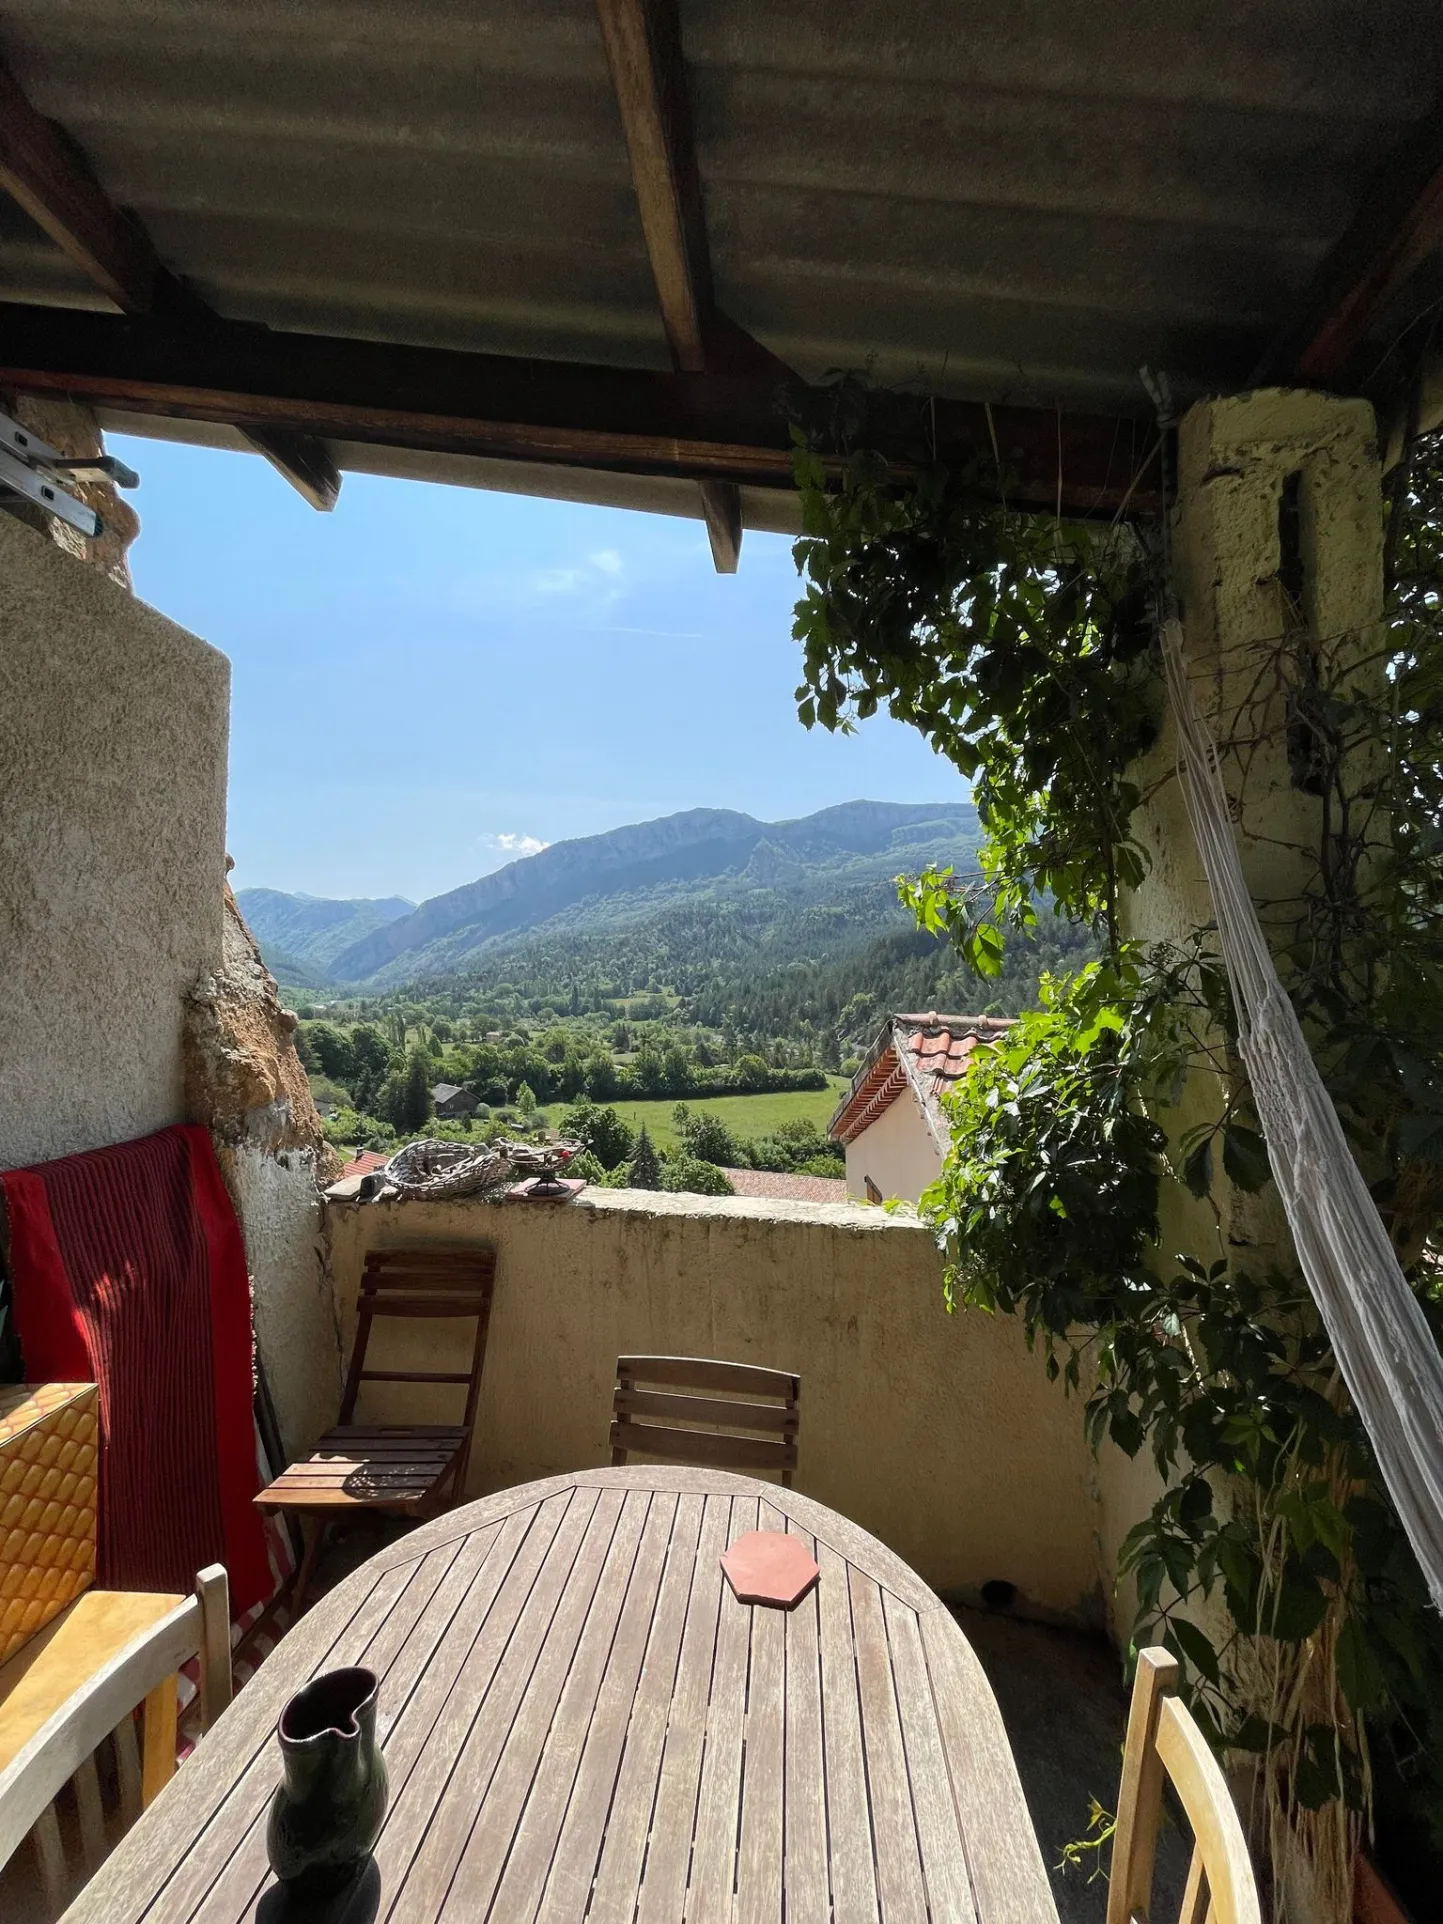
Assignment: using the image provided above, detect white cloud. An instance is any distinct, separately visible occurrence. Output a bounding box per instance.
[590,548,624,577]
[481,831,550,859]
[532,566,583,596]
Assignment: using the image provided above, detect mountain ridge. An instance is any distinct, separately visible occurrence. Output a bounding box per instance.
[242,800,979,990]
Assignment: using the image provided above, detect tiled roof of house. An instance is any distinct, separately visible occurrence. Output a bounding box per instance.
[828,1013,1015,1147]
[338,1149,389,1182]
[432,1083,465,1103]
[722,1168,851,1205]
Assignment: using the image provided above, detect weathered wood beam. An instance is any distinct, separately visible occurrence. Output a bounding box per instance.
[0,58,156,312]
[1255,98,1443,386]
[698,478,741,572]
[0,301,1163,517]
[0,53,337,508]
[243,425,342,512]
[597,0,760,569]
[596,0,712,375]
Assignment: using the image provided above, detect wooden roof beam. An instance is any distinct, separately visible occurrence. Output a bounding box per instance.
[597,0,757,570]
[0,301,1164,519]
[0,53,338,509]
[1255,97,1443,387]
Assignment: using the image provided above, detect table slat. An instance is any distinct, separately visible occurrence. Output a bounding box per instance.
[816,1541,882,1924]
[632,1492,731,1924]
[687,1495,759,1924]
[388,1487,605,1921]
[781,1516,830,1924]
[849,1561,929,1924]
[584,1493,705,1924]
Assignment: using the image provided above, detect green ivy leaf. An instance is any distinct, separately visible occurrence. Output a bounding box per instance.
[1335,1617,1386,1714]
[1181,1135,1214,1199]
[1266,1570,1330,1644]
[1222,1124,1271,1192]
[1167,1617,1221,1686]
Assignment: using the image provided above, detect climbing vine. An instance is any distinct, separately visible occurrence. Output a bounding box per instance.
[792,401,1443,1913]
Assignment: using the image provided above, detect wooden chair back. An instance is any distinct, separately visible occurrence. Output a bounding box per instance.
[0,1566,230,1910]
[1106,1647,1261,1924]
[338,1246,497,1490]
[609,1355,801,1486]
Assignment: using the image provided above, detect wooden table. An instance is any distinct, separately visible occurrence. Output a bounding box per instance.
[61,1469,1060,1923]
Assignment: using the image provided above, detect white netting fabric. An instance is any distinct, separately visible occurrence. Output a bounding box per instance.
[1162,614,1443,1609]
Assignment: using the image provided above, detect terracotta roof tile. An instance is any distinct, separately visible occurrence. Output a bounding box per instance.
[829,1013,1015,1144]
[339,1149,388,1182]
[722,1168,851,1204]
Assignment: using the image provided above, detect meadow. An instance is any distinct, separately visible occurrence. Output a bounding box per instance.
[590,1081,850,1153]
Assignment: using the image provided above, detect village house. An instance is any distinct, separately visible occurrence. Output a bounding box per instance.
[430,1082,477,1121]
[829,1014,1014,1204]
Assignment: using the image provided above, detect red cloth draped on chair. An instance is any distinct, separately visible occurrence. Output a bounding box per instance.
[2,1125,272,1615]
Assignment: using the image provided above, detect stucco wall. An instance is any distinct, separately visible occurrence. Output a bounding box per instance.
[324,1187,1102,1618]
[0,513,229,1169]
[843,1089,942,1202]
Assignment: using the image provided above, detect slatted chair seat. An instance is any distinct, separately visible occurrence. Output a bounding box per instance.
[255,1248,496,1606]
[253,1424,471,1515]
[609,1355,801,1485]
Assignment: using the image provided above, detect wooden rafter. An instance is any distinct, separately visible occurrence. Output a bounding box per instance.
[597,0,744,569]
[0,60,156,311]
[0,301,1164,518]
[1255,98,1443,387]
[0,54,338,509]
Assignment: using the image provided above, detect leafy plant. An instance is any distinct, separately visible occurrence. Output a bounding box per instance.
[791,409,1443,1908]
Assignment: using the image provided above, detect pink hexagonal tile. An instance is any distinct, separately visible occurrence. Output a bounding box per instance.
[720,1530,820,1609]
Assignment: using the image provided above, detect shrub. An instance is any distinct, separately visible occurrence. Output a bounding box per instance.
[662,1155,735,1197]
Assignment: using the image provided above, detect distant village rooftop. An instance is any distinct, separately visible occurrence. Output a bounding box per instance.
[831,1013,1015,1147]
[829,1013,1015,1206]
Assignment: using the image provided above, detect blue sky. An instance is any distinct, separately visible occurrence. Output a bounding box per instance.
[113,434,960,903]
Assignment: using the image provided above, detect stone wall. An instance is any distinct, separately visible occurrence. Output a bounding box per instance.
[185,884,341,1457]
[324,1187,1104,1619]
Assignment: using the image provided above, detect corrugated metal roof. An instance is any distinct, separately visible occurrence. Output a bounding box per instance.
[1,1,1439,509]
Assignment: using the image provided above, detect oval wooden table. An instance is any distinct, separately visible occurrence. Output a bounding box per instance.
[61,1469,1061,1923]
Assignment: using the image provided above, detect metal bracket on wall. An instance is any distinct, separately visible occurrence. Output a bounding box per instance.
[0,408,138,536]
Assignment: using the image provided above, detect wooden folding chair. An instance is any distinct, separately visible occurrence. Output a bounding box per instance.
[1107,1647,1261,1924]
[609,1355,801,1485]
[255,1247,496,1606]
[0,1566,230,1917]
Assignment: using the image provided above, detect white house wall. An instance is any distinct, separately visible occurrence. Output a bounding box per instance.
[843,1087,943,1204]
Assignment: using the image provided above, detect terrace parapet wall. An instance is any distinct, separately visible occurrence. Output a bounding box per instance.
[322,1185,1104,1623]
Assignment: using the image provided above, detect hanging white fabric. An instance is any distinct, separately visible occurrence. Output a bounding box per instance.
[1161,615,1443,1611]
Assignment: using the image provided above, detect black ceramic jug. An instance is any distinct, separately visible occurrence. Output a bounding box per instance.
[266,1667,389,1899]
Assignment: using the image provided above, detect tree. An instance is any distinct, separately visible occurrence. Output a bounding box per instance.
[584,1056,619,1100]
[516,1082,538,1118]
[662,1154,734,1197]
[629,1126,662,1190]
[681,1110,737,1167]
[560,1100,634,1171]
[304,1022,354,1081]
[400,1049,434,1132]
[736,1053,770,1091]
